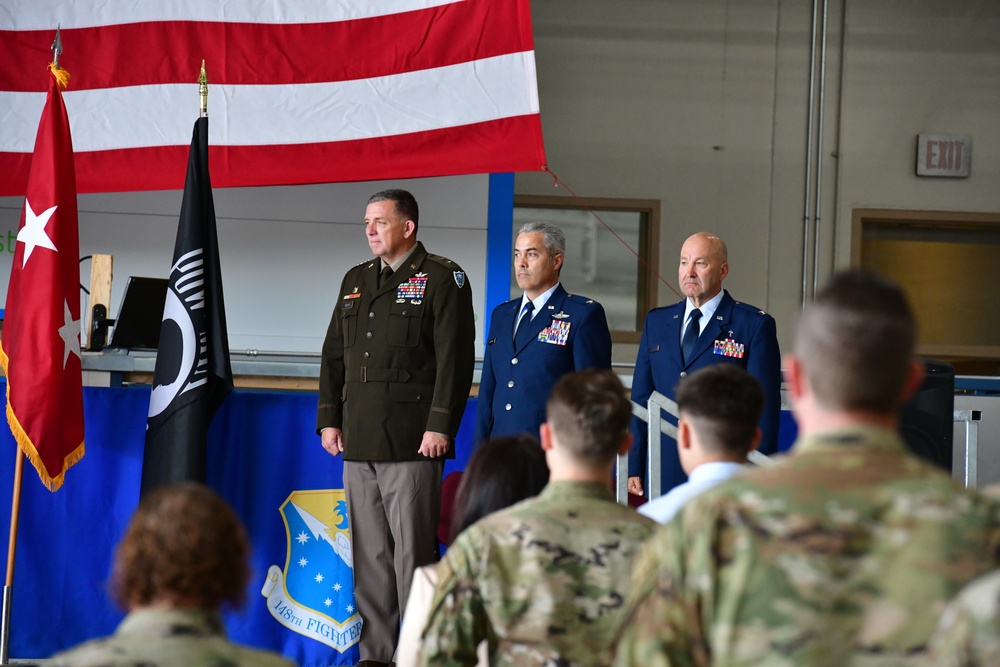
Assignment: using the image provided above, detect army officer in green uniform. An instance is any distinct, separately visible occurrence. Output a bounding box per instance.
[317,188,476,667]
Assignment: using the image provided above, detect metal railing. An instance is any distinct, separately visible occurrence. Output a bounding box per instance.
[619,398,987,504]
[955,409,982,489]
[617,389,774,505]
[616,391,677,504]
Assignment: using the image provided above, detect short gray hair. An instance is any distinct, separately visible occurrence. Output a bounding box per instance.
[517,222,566,257]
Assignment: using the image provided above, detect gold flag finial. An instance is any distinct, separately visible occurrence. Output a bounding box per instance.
[51,25,63,69]
[198,60,208,117]
[47,25,71,89]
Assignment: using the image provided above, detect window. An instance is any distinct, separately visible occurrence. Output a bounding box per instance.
[513,195,660,343]
[853,207,1000,374]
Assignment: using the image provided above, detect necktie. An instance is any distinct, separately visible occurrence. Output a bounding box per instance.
[513,301,536,348]
[379,265,393,288]
[681,308,702,364]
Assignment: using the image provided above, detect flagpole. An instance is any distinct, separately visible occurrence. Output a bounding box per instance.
[140,61,232,495]
[0,454,24,665]
[0,27,68,664]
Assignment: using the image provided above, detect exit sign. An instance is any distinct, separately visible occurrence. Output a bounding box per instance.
[916,134,971,177]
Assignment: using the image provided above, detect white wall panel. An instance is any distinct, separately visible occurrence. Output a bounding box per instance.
[0,174,489,355]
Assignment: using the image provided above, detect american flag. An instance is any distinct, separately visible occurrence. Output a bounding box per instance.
[0,0,546,195]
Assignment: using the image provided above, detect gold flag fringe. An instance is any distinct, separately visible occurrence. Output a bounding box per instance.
[47,62,71,90]
[0,343,85,492]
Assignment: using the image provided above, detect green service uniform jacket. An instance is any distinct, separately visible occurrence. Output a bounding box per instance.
[317,241,476,461]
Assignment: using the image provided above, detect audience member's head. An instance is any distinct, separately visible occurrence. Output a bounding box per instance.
[110,482,250,612]
[675,364,764,474]
[543,369,632,471]
[449,434,549,541]
[791,270,920,417]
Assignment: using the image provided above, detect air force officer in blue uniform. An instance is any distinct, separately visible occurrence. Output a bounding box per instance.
[475,222,612,445]
[628,232,781,498]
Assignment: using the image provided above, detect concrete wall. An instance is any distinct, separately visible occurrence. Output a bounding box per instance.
[517,0,1000,364]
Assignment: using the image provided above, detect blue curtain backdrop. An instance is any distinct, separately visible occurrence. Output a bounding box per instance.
[0,380,477,666]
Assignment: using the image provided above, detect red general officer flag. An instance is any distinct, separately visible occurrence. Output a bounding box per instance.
[0,65,85,491]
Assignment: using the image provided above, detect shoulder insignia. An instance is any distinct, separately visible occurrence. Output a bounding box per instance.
[733,301,769,317]
[648,303,678,316]
[426,253,460,269]
[566,293,601,306]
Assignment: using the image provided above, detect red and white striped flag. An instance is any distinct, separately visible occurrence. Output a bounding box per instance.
[0,0,546,195]
[0,64,85,491]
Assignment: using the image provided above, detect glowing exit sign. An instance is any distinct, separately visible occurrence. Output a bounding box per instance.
[916,134,971,178]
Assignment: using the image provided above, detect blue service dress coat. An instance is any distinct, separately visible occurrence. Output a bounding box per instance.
[474,284,612,445]
[629,290,782,493]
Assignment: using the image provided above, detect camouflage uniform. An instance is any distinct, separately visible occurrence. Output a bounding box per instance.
[48,608,296,667]
[612,425,1000,667]
[929,569,1000,665]
[421,480,657,667]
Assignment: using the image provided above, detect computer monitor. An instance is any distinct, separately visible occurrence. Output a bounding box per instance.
[107,277,168,350]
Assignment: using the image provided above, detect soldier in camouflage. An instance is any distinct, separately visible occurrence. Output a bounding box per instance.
[420,369,656,666]
[49,483,295,667]
[612,270,1000,667]
[929,569,1000,665]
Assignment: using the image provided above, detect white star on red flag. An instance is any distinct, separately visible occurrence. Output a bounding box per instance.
[17,200,58,267]
[58,299,82,368]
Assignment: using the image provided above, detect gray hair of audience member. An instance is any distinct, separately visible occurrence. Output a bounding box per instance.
[794,269,917,412]
[449,434,549,541]
[110,482,251,612]
[545,368,631,465]
[368,188,419,233]
[675,364,764,456]
[517,221,566,258]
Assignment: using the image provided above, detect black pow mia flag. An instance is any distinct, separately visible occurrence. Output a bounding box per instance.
[141,117,233,496]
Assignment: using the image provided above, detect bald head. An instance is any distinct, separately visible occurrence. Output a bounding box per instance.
[679,232,729,306]
[684,233,728,262]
